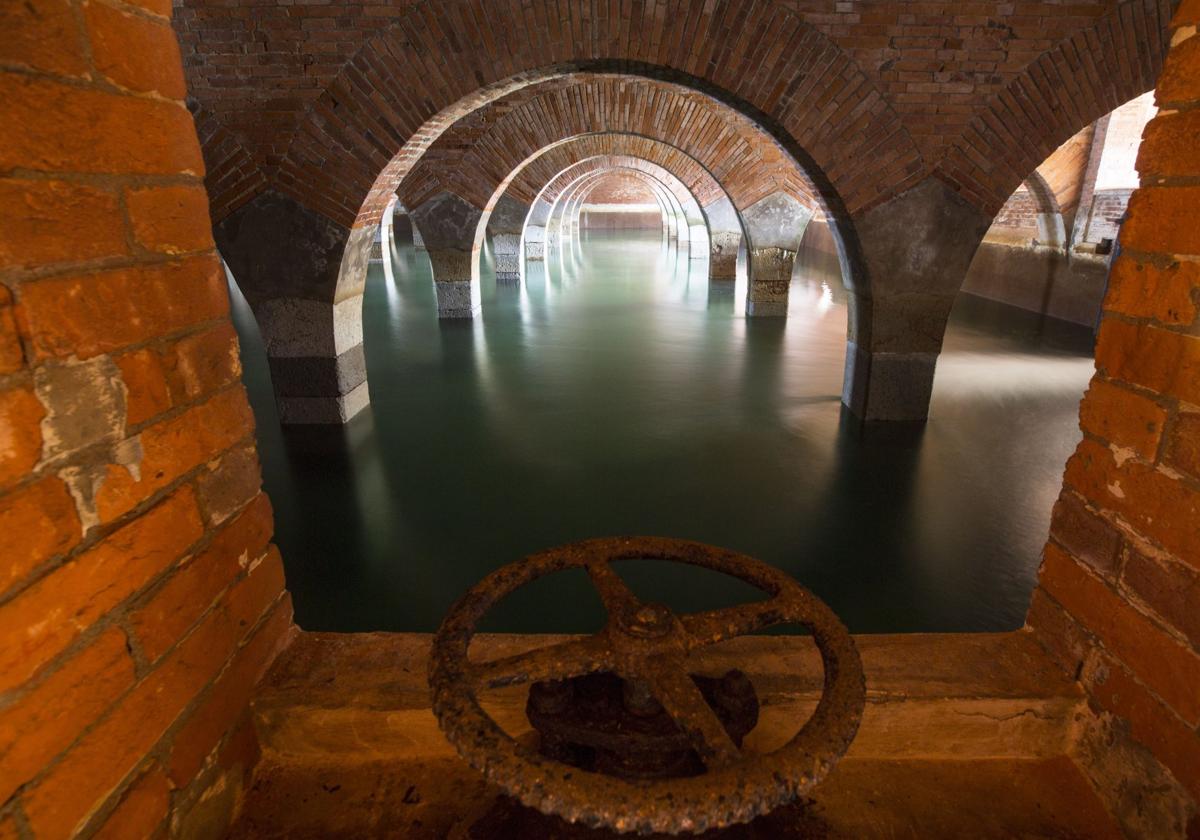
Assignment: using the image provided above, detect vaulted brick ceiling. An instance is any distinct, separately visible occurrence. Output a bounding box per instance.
[176,0,1172,226]
[395,76,817,213]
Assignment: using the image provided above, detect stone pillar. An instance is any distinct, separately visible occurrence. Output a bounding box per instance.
[742,192,813,316]
[1069,115,1110,250]
[844,178,991,422]
[702,196,742,282]
[215,190,373,424]
[688,220,709,259]
[487,195,530,284]
[410,191,484,319]
[524,196,555,262]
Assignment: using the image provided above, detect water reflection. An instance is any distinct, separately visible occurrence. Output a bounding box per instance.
[230,229,1094,635]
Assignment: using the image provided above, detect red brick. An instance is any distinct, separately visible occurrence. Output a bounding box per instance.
[1138,110,1200,182]
[0,284,22,374]
[1104,255,1199,327]
[168,322,243,403]
[1084,653,1200,801]
[93,386,255,524]
[84,0,187,99]
[196,445,263,526]
[1173,0,1200,26]
[1077,377,1167,462]
[0,628,134,804]
[168,594,292,786]
[116,323,243,427]
[0,475,81,594]
[0,179,126,272]
[0,486,203,694]
[0,74,203,175]
[1048,491,1123,577]
[1039,542,1200,725]
[1064,438,1200,567]
[17,254,229,361]
[93,764,171,840]
[1025,586,1091,678]
[23,586,241,839]
[116,347,173,427]
[126,184,215,254]
[1123,546,1200,650]
[0,384,46,490]
[0,0,88,77]
[1095,318,1200,407]
[129,492,274,662]
[1165,411,1200,481]
[225,544,287,637]
[123,0,170,17]
[1121,186,1200,257]
[1156,32,1200,105]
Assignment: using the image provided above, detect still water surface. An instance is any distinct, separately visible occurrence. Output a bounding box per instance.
[229,230,1095,635]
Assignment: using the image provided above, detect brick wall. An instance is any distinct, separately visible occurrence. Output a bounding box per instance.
[1027,0,1200,816]
[0,0,294,836]
[1081,188,1136,244]
[990,188,1041,234]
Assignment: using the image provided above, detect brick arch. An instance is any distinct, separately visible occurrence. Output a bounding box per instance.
[485,134,730,221]
[472,138,738,285]
[543,165,692,243]
[394,75,819,217]
[529,156,706,222]
[939,0,1175,215]
[264,0,916,231]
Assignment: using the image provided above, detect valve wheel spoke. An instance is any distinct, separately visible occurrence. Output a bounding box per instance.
[680,594,799,648]
[471,635,613,690]
[640,658,741,768]
[586,559,640,616]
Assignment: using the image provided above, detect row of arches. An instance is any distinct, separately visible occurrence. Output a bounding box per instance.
[198,0,1176,425]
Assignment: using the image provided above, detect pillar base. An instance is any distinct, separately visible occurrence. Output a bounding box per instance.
[277,380,370,425]
[435,279,480,319]
[747,300,787,316]
[842,344,938,422]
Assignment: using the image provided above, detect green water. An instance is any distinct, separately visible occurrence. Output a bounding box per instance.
[229,229,1095,635]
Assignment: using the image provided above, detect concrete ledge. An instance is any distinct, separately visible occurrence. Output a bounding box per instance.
[250,630,1081,765]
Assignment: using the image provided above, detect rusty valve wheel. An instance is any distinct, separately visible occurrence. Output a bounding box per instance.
[428,536,866,835]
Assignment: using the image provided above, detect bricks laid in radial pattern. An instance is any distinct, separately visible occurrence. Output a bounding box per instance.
[1027,3,1200,820]
[0,0,293,836]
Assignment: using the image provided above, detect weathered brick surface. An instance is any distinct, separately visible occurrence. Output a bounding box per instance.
[0,487,204,694]
[0,475,81,594]
[0,179,126,271]
[1105,254,1199,325]
[0,2,291,834]
[83,0,188,98]
[0,385,46,489]
[0,628,134,804]
[1028,12,1200,815]
[126,183,216,254]
[1077,376,1168,461]
[91,765,171,840]
[17,255,230,362]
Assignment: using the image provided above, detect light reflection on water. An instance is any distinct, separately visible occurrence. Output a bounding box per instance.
[229,229,1095,635]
